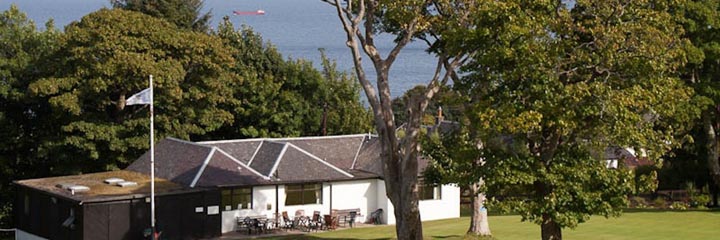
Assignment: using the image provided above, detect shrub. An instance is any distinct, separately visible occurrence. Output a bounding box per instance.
[652,197,667,208]
[629,196,649,208]
[689,194,711,208]
[670,201,689,210]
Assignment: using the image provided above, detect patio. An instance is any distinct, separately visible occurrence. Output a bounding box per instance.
[217,221,374,239]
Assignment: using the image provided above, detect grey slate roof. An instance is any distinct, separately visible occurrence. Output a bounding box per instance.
[126,138,213,186]
[273,145,353,181]
[276,135,365,170]
[353,136,384,176]
[124,134,384,188]
[204,140,263,164]
[249,141,287,176]
[194,150,270,187]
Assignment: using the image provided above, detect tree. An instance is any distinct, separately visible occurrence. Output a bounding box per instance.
[28,8,239,172]
[111,0,212,32]
[211,18,372,139]
[317,49,375,135]
[0,4,61,230]
[423,127,492,236]
[672,0,720,201]
[453,1,697,239]
[392,85,465,125]
[321,1,476,238]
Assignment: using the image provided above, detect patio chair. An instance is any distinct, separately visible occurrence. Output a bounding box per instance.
[281,211,295,231]
[242,217,255,235]
[294,210,305,217]
[348,211,357,228]
[323,214,338,230]
[236,217,249,233]
[294,210,308,231]
[370,208,383,225]
[253,218,267,234]
[308,211,323,232]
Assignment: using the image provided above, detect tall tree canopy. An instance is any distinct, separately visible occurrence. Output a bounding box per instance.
[210,18,372,139]
[0,4,61,230]
[671,0,720,196]
[29,8,239,172]
[111,0,212,32]
[451,1,698,239]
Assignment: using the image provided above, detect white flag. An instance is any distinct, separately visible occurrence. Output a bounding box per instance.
[126,88,151,105]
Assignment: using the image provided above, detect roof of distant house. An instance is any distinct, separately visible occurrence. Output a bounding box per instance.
[604,146,654,169]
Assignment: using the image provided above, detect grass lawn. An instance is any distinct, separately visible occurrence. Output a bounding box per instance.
[264,210,720,240]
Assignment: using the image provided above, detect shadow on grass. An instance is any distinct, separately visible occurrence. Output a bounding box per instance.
[462,203,720,217]
[432,235,463,239]
[622,208,720,213]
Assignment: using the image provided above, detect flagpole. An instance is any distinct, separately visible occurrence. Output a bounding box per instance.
[149,74,156,240]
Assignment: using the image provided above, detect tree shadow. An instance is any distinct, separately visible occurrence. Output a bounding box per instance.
[622,208,720,213]
[431,235,462,239]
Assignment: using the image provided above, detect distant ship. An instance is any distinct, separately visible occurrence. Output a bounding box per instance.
[233,10,265,15]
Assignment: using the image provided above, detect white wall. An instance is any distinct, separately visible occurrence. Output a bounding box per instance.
[221,179,380,233]
[376,180,460,225]
[328,179,379,223]
[376,179,395,225]
[15,229,47,240]
[418,184,460,221]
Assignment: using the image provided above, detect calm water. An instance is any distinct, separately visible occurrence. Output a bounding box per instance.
[0,0,438,97]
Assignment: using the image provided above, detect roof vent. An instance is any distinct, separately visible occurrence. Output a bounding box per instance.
[104,178,125,184]
[116,181,138,187]
[66,185,90,195]
[56,183,76,189]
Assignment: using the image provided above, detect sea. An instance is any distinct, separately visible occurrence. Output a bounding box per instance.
[0,0,439,98]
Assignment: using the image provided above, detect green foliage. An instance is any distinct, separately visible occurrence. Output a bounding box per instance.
[211,18,372,139]
[664,0,720,196]
[658,129,711,190]
[629,196,649,209]
[452,0,698,234]
[392,85,465,125]
[422,128,483,187]
[670,201,690,210]
[27,9,239,171]
[686,182,712,208]
[0,4,61,229]
[634,165,659,194]
[653,198,668,208]
[111,0,212,32]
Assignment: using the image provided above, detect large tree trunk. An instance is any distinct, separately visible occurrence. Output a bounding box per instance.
[541,214,562,240]
[467,181,491,236]
[391,167,423,239]
[704,109,720,187]
[381,84,424,240]
[537,130,562,240]
[325,1,463,238]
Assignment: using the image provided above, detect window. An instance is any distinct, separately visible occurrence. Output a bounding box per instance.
[285,183,322,205]
[221,187,252,211]
[418,181,441,200]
